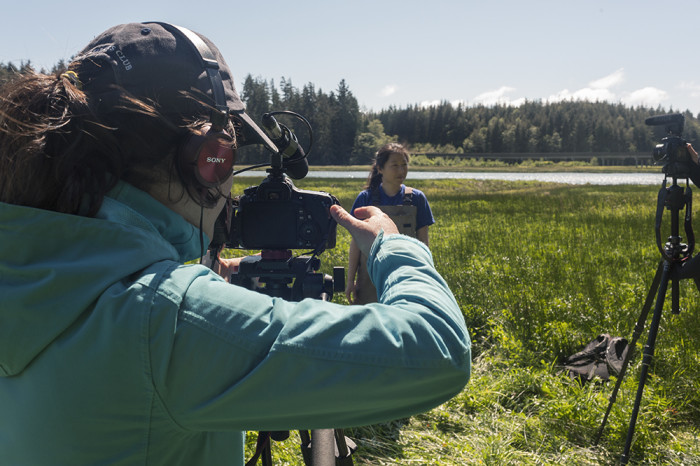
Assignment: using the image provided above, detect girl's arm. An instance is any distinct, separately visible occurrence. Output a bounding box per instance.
[346,238,361,303]
[416,225,429,246]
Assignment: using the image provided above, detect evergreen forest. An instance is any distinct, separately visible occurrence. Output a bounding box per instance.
[3,61,700,166]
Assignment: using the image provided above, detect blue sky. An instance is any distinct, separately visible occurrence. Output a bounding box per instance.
[4,0,700,115]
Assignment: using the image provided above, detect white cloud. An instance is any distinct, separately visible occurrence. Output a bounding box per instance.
[548,87,616,103]
[419,100,442,108]
[542,68,674,108]
[622,87,668,108]
[448,69,670,111]
[473,86,517,106]
[380,85,397,97]
[590,68,624,89]
[547,70,624,105]
[547,89,572,102]
[421,99,470,109]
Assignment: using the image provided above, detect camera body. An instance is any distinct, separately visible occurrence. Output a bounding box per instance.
[236,172,338,250]
[207,110,345,301]
[212,169,339,252]
[646,113,691,178]
[652,135,691,163]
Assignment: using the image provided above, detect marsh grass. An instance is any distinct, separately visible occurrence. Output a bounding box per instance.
[231,176,700,465]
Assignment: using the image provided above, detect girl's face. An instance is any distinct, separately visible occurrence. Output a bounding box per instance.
[378,152,408,187]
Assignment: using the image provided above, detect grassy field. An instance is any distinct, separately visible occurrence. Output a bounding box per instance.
[229,174,700,465]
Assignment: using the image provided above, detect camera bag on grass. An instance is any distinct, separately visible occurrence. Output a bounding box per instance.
[562,334,629,383]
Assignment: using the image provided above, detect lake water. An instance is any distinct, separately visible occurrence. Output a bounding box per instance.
[244,170,667,185]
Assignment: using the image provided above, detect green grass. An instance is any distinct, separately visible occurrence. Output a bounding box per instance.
[228,176,700,465]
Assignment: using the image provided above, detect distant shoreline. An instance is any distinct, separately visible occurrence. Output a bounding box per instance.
[312,165,660,173]
[237,164,662,174]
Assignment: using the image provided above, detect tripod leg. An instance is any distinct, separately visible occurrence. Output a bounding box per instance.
[261,443,273,466]
[335,428,357,466]
[298,429,338,466]
[298,430,312,466]
[672,276,680,314]
[594,261,664,444]
[620,260,671,465]
[311,429,335,466]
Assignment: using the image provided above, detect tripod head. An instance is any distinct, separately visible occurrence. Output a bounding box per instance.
[230,250,345,302]
[655,176,694,263]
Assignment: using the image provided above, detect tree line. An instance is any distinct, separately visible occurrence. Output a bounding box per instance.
[3,61,699,166]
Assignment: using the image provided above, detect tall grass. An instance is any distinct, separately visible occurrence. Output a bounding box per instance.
[231,176,700,465]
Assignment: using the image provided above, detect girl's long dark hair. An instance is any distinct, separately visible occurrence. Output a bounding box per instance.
[364,142,410,191]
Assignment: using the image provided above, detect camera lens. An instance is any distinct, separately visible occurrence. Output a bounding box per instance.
[653,143,667,162]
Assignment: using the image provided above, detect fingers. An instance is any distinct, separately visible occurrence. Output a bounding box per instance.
[345,281,359,304]
[331,204,399,257]
[330,205,387,227]
[349,206,400,236]
[329,204,358,230]
[218,258,241,282]
[351,205,384,221]
[330,205,399,235]
[345,286,354,303]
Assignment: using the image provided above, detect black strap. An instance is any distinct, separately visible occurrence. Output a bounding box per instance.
[684,184,694,257]
[150,22,229,128]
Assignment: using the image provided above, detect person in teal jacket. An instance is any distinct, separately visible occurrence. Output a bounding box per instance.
[0,22,471,466]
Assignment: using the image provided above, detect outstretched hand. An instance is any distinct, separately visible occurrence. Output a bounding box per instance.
[330,205,399,256]
[687,143,699,164]
[201,253,243,283]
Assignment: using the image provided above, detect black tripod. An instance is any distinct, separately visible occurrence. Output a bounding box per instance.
[230,250,355,466]
[595,175,700,464]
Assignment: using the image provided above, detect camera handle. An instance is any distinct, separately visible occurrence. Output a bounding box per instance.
[230,250,354,466]
[594,176,699,464]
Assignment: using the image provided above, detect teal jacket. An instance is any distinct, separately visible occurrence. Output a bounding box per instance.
[0,181,471,465]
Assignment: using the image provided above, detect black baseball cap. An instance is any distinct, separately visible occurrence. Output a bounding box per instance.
[71,21,276,152]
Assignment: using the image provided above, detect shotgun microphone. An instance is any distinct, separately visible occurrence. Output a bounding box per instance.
[261,113,309,180]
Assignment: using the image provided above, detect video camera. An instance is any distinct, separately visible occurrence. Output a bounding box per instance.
[223,174,339,251]
[210,111,339,254]
[209,111,343,302]
[646,113,692,178]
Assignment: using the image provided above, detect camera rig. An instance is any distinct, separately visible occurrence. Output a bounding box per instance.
[207,111,354,466]
[209,111,343,297]
[646,113,692,179]
[595,113,700,464]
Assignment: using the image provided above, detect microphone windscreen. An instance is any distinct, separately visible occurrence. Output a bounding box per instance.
[284,153,309,180]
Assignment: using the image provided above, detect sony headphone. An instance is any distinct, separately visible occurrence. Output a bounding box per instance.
[154,23,236,193]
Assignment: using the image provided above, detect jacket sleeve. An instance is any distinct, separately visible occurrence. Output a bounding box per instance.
[148,232,471,432]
